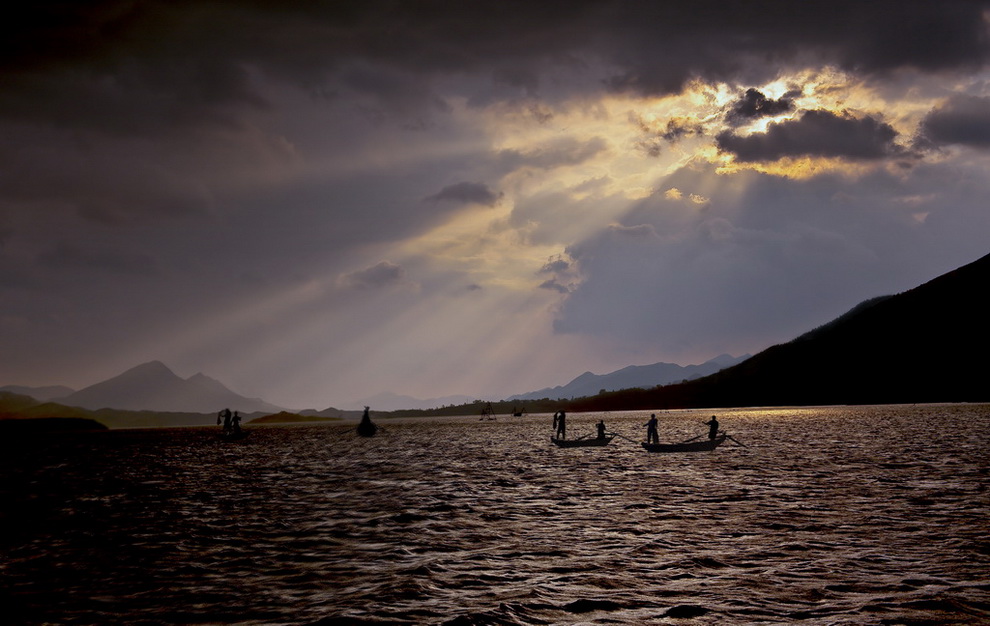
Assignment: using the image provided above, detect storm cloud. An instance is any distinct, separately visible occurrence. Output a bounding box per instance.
[716,110,902,162]
[918,94,990,148]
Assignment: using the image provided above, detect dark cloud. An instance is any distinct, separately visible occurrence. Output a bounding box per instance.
[917,94,990,148]
[424,182,502,206]
[727,89,795,126]
[834,2,990,74]
[539,258,572,274]
[716,110,901,162]
[632,113,706,157]
[538,278,570,294]
[600,1,990,96]
[337,260,406,289]
[607,223,658,239]
[5,1,987,139]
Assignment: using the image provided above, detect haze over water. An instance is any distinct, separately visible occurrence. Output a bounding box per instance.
[3,404,989,624]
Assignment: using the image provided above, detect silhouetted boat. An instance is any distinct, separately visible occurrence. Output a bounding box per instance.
[642,434,726,453]
[357,420,378,437]
[357,406,378,437]
[551,434,615,447]
[218,430,249,442]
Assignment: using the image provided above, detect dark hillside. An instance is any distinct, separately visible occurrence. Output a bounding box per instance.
[569,252,990,410]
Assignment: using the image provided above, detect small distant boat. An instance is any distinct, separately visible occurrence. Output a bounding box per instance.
[356,406,378,437]
[642,434,726,453]
[357,417,378,437]
[551,434,616,448]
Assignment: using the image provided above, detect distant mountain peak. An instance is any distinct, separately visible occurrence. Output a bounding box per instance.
[130,360,173,372]
[55,361,283,414]
[508,354,750,401]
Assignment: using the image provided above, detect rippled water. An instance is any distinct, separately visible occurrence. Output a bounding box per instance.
[2,404,989,625]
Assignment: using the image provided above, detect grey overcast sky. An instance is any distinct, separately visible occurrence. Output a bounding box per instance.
[3,1,990,409]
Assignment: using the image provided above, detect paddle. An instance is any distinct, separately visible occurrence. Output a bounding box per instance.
[726,434,747,448]
[607,431,640,444]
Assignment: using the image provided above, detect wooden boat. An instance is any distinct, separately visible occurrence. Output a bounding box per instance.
[642,434,726,452]
[218,430,249,441]
[551,434,615,448]
[357,419,378,437]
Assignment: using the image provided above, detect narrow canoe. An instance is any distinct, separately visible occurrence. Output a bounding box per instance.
[642,434,726,453]
[551,434,615,448]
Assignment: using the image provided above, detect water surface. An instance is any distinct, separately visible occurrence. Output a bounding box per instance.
[2,404,989,624]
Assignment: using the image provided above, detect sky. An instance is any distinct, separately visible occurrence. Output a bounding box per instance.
[3,1,990,410]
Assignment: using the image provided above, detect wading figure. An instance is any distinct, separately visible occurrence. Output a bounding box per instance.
[645,413,659,445]
[219,408,233,435]
[705,415,719,440]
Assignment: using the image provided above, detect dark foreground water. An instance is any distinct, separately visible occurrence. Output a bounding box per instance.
[2,404,989,625]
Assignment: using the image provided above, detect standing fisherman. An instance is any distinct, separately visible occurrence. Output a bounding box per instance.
[705,415,720,440]
[645,413,659,445]
[554,410,567,439]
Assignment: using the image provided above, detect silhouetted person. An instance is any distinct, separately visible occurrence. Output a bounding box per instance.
[705,415,719,440]
[596,420,607,440]
[555,410,566,439]
[232,411,242,434]
[645,413,659,444]
[220,408,233,434]
[357,406,377,437]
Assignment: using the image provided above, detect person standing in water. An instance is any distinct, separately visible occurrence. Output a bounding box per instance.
[219,408,233,434]
[645,413,659,444]
[705,415,719,440]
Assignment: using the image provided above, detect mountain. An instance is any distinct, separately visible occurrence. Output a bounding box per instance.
[0,384,75,402]
[568,251,990,411]
[509,354,751,401]
[54,361,284,414]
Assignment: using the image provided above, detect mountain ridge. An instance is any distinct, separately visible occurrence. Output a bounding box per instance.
[567,251,990,411]
[508,353,750,401]
[54,361,284,414]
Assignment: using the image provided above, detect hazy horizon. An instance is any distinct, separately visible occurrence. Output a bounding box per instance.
[3,352,751,412]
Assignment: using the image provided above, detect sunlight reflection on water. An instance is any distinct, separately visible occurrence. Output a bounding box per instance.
[2,404,989,624]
